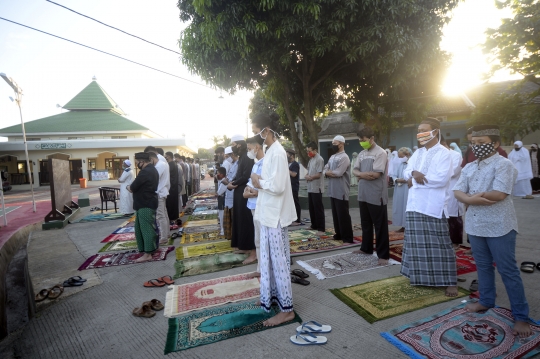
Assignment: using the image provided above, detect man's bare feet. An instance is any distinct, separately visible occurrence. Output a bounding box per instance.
[378,258,389,265]
[263,311,295,327]
[513,321,533,338]
[247,272,261,278]
[159,240,168,246]
[352,249,370,255]
[445,285,458,297]
[135,253,152,263]
[242,250,257,265]
[465,301,490,313]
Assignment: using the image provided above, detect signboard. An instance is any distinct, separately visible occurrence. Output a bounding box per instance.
[91,170,109,181]
[44,158,78,222]
[35,143,72,150]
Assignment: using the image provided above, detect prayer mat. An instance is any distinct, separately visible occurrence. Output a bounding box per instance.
[164,301,301,354]
[290,236,362,257]
[175,240,233,260]
[297,252,399,279]
[354,231,404,244]
[164,273,260,317]
[112,227,135,234]
[184,224,221,234]
[185,212,218,222]
[174,252,248,278]
[389,243,404,262]
[330,276,469,323]
[71,212,127,223]
[183,219,218,227]
[381,305,540,359]
[101,233,135,243]
[99,240,171,253]
[78,246,174,270]
[181,230,224,244]
[193,205,218,212]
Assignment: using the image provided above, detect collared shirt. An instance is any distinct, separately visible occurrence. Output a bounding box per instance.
[453,153,518,237]
[354,144,388,205]
[247,158,264,210]
[225,160,238,208]
[307,153,324,193]
[153,160,170,198]
[289,160,300,192]
[403,143,453,219]
[323,151,351,200]
[185,162,192,183]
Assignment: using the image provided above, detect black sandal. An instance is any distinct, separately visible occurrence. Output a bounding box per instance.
[469,279,478,292]
[68,276,87,283]
[291,275,310,286]
[537,263,540,271]
[520,262,536,273]
[291,269,309,279]
[63,278,84,287]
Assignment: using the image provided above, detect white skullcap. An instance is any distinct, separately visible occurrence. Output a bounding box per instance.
[123,159,131,166]
[224,146,233,154]
[514,141,523,148]
[333,135,345,143]
[231,134,244,142]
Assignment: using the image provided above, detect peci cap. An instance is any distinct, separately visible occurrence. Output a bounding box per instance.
[224,146,233,155]
[231,134,244,142]
[333,135,345,143]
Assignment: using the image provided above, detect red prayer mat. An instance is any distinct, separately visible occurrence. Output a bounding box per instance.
[78,246,174,270]
[101,233,136,243]
[354,231,404,244]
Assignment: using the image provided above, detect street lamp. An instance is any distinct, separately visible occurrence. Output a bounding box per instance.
[0,73,36,213]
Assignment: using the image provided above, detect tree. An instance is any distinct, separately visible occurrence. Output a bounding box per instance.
[178,0,458,165]
[210,135,231,148]
[197,148,213,160]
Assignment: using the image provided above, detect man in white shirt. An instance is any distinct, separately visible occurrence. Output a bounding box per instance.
[219,147,238,240]
[144,146,171,245]
[401,118,458,297]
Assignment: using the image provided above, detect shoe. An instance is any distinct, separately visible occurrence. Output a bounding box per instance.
[143,299,164,311]
[522,195,534,199]
[132,304,156,318]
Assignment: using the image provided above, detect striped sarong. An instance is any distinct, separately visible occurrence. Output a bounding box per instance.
[223,207,233,240]
[400,211,457,286]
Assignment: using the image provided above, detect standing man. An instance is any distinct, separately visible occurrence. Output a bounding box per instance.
[441,137,464,248]
[352,127,390,265]
[165,151,179,222]
[401,118,458,297]
[323,135,353,243]
[185,157,192,198]
[144,146,170,245]
[214,147,225,192]
[462,127,507,167]
[305,142,325,233]
[194,158,201,193]
[220,147,238,240]
[286,148,303,226]
[178,155,189,206]
[509,141,534,199]
[173,153,185,210]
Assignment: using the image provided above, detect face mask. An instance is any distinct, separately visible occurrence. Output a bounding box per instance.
[332,144,340,152]
[217,174,224,180]
[137,162,144,169]
[359,140,371,150]
[399,156,408,162]
[515,147,521,151]
[532,148,538,152]
[308,151,315,158]
[472,142,495,159]
[247,149,257,160]
[417,130,436,146]
[225,157,233,163]
[232,146,239,155]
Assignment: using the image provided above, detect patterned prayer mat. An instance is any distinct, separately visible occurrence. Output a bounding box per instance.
[78,246,174,270]
[181,230,224,244]
[185,212,218,221]
[71,212,128,223]
[288,229,331,241]
[164,301,301,354]
[184,224,221,234]
[164,273,260,317]
[354,231,405,244]
[175,240,233,260]
[390,244,477,276]
[183,219,218,227]
[330,276,469,323]
[174,252,248,278]
[289,231,361,257]
[112,227,135,234]
[101,233,136,243]
[381,305,540,359]
[297,252,399,279]
[99,240,172,253]
[193,205,218,212]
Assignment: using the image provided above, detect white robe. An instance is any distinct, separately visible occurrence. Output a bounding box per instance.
[509,147,533,196]
[446,150,464,217]
[118,169,134,214]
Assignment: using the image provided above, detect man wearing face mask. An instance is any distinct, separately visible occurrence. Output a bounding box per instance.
[462,127,508,168]
[214,147,225,192]
[323,135,354,243]
[215,167,228,236]
[401,118,458,297]
[219,146,237,240]
[509,141,534,199]
[178,156,189,207]
[144,147,170,245]
[286,148,303,226]
[305,142,325,233]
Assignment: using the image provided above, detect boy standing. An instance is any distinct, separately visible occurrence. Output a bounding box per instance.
[453,124,532,338]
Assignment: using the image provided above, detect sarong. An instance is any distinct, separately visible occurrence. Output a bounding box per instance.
[400,211,456,286]
[259,222,293,312]
[223,207,233,240]
[134,208,158,253]
[231,186,255,250]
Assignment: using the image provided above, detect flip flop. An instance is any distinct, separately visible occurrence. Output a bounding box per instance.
[143,279,166,288]
[291,275,310,286]
[296,321,332,333]
[35,289,49,302]
[469,279,478,292]
[132,304,155,318]
[302,218,311,223]
[48,285,64,299]
[158,275,174,285]
[63,278,84,287]
[291,269,309,279]
[68,276,87,283]
[520,262,536,273]
[290,331,327,345]
[537,263,540,271]
[144,299,164,311]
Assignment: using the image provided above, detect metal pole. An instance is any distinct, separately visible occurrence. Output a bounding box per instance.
[0,186,6,226]
[17,93,36,212]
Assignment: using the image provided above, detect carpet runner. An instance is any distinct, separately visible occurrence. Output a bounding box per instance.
[181,230,224,244]
[330,276,469,323]
[185,212,218,222]
[164,301,301,354]
[99,240,172,253]
[183,219,218,227]
[78,246,174,270]
[183,224,221,234]
[164,273,260,317]
[175,240,233,260]
[173,252,248,278]
[381,305,540,359]
[71,212,127,223]
[298,252,399,279]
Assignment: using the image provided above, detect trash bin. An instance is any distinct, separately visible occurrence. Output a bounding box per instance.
[79,178,87,188]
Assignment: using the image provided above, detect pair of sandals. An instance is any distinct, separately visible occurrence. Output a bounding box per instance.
[63,276,87,287]
[290,321,332,345]
[35,284,64,302]
[291,269,310,286]
[521,262,540,273]
[143,275,175,287]
[132,299,164,318]
[89,207,101,212]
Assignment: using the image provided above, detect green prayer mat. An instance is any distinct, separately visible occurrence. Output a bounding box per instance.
[288,230,333,241]
[99,238,174,253]
[175,240,233,260]
[164,301,301,354]
[174,252,248,278]
[71,212,128,223]
[186,213,218,221]
[330,276,469,323]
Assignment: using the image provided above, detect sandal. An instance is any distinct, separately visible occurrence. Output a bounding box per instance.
[291,269,309,279]
[290,331,327,345]
[68,276,87,283]
[63,278,84,287]
[469,279,478,292]
[291,275,310,286]
[132,304,155,318]
[143,279,166,288]
[537,263,540,271]
[520,262,536,273]
[158,275,174,285]
[35,289,49,302]
[143,299,164,311]
[48,285,64,300]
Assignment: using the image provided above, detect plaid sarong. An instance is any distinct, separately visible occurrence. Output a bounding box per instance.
[400,211,457,286]
[223,207,233,240]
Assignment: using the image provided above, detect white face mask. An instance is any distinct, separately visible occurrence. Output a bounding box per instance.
[247,149,257,160]
[399,156,408,163]
[225,157,233,163]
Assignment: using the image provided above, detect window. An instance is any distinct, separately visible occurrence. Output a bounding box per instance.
[111,136,127,139]
[26,138,41,141]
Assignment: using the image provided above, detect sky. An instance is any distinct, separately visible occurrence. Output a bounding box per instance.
[0,0,522,149]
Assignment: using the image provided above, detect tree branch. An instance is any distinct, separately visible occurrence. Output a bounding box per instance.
[310,56,347,92]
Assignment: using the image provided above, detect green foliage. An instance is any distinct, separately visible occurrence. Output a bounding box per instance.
[197,148,213,160]
[211,135,231,147]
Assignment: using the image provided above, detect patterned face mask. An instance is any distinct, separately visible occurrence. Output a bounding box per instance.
[471,142,495,159]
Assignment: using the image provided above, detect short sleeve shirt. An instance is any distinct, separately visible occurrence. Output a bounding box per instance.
[324,151,351,200]
[289,161,300,192]
[354,145,388,205]
[307,153,324,193]
[453,153,518,237]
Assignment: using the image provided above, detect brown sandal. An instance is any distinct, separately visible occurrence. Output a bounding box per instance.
[48,285,64,299]
[132,304,155,318]
[35,289,49,302]
[143,279,165,288]
[144,299,164,311]
[158,275,174,285]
